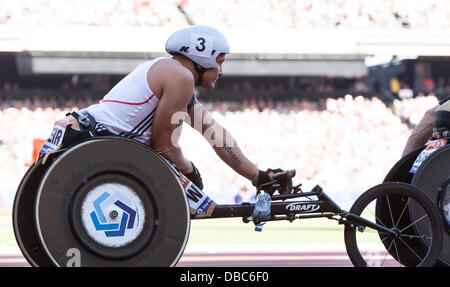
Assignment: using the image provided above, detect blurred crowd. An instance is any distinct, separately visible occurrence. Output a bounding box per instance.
[181,0,450,30]
[0,93,440,210]
[0,0,187,27]
[1,0,449,30]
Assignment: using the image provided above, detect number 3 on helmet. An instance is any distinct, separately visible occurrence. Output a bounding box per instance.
[165,25,230,69]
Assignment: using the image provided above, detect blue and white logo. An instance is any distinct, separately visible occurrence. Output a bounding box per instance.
[81,183,145,248]
[90,191,137,237]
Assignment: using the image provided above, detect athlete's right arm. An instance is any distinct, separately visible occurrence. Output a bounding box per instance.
[150,62,195,174]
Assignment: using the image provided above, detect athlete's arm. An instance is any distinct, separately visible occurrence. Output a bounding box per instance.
[188,101,259,185]
[151,63,195,174]
[401,104,438,157]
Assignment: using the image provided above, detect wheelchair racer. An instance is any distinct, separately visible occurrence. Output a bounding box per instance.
[39,25,295,211]
[402,95,450,157]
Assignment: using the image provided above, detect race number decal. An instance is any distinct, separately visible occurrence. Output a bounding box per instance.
[161,157,217,218]
[39,118,71,154]
[189,33,213,58]
[410,138,447,174]
[179,173,216,218]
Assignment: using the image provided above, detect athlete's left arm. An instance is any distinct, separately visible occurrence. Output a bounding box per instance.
[188,101,259,186]
[402,104,438,157]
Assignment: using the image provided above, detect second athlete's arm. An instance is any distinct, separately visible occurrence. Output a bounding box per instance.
[402,104,438,157]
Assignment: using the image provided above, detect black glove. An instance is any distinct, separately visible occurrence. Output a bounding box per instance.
[184,161,204,190]
[256,168,296,195]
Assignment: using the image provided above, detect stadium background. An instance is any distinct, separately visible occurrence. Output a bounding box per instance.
[0,0,449,239]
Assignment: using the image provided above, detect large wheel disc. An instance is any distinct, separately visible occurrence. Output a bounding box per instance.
[411,144,450,266]
[34,138,190,267]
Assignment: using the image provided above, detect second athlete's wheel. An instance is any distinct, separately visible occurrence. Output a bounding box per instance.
[344,182,443,267]
[383,146,424,183]
[34,137,190,267]
[411,144,450,266]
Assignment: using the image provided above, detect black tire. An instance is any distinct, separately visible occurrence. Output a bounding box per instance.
[12,152,62,267]
[344,182,443,267]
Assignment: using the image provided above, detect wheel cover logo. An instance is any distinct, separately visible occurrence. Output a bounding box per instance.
[90,191,137,237]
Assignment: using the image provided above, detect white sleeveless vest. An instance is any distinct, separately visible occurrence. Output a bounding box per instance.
[86,57,168,145]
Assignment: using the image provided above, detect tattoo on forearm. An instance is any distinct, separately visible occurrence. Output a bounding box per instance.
[223,145,242,167]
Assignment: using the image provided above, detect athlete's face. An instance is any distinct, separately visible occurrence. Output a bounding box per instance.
[201,54,226,90]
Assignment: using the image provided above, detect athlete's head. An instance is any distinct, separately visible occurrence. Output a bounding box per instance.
[165,25,230,89]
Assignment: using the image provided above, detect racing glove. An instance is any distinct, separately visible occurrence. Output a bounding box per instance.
[184,161,204,190]
[256,168,296,195]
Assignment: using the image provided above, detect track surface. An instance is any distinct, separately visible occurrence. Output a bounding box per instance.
[0,244,399,267]
[0,251,354,267]
[177,250,354,267]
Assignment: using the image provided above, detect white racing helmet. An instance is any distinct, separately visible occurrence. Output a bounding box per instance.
[165,25,230,69]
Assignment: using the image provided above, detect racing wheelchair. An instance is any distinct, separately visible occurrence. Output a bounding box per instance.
[383,137,450,266]
[13,136,445,267]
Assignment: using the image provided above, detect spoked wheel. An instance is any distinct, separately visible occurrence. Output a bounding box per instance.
[344,182,443,267]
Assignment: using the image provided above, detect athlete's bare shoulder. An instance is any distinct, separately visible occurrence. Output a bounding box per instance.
[147,58,194,99]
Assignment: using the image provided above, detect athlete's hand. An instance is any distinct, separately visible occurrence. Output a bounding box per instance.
[256,168,296,195]
[184,161,204,190]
